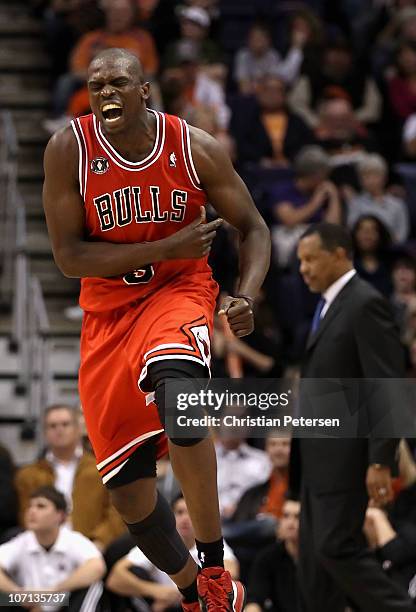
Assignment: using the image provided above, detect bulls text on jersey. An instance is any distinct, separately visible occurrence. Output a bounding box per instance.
[93,186,188,231]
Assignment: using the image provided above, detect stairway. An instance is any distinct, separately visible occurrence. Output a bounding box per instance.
[0,1,82,462]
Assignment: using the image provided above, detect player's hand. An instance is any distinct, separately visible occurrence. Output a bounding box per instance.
[366,464,394,507]
[218,296,254,337]
[162,206,223,260]
[152,585,182,609]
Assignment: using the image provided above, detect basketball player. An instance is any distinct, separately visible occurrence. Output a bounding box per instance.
[43,48,270,611]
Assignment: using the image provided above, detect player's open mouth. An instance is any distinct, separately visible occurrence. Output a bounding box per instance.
[101,103,123,123]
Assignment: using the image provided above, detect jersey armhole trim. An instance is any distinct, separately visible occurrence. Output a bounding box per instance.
[179,118,203,191]
[70,118,87,199]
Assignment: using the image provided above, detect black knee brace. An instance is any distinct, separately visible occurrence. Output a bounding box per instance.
[149,361,208,447]
[126,492,190,575]
[154,380,206,447]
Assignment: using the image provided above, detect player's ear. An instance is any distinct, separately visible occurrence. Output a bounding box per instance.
[140,82,151,101]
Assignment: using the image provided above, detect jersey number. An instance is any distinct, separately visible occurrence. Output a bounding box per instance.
[123,264,155,285]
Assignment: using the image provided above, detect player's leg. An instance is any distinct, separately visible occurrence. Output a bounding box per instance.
[106,438,200,608]
[149,361,246,612]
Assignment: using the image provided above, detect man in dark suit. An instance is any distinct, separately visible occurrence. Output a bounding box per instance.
[291,223,414,611]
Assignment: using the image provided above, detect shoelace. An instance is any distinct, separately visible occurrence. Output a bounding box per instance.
[199,574,231,611]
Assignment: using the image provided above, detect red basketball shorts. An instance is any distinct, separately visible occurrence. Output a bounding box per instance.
[79,275,218,484]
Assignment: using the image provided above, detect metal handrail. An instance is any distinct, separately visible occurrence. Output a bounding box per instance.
[28,276,51,422]
[0,111,19,305]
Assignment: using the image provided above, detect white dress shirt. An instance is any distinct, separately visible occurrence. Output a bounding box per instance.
[46,446,83,513]
[321,269,357,319]
[0,527,102,610]
[215,442,272,514]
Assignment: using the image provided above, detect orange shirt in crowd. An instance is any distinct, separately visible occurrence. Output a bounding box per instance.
[259,471,289,519]
[70,28,159,76]
[261,112,288,162]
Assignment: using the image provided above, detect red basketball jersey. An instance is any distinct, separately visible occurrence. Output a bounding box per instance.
[71,110,213,311]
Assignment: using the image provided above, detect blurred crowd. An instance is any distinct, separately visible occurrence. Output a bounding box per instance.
[29,0,416,373]
[1,0,416,609]
[0,404,415,610]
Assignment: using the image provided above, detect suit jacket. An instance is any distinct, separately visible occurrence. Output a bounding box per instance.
[15,451,125,547]
[290,274,405,496]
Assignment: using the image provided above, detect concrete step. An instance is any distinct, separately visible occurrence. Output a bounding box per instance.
[18,158,43,182]
[0,46,49,73]
[31,257,80,298]
[0,311,12,335]
[44,296,82,336]
[0,87,49,110]
[46,336,80,376]
[0,337,19,374]
[18,142,45,164]
[19,183,44,219]
[0,423,39,467]
[25,219,50,256]
[11,108,48,127]
[0,8,41,36]
[49,377,80,405]
[0,379,27,416]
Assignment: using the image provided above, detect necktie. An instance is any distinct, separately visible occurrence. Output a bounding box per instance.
[311,297,326,334]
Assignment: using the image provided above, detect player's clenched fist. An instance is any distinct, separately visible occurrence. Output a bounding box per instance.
[162,206,223,259]
[219,296,255,337]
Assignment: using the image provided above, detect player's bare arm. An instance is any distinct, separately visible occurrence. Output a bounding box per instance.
[190,126,271,337]
[43,128,222,278]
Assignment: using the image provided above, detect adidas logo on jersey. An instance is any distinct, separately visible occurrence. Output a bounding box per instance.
[169,152,177,167]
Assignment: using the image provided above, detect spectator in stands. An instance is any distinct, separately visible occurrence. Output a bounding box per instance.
[216,409,272,519]
[106,493,238,610]
[407,335,416,376]
[314,97,373,158]
[163,45,230,129]
[42,0,103,79]
[388,41,416,122]
[230,75,314,166]
[223,435,290,581]
[267,146,341,268]
[0,445,18,544]
[231,435,290,523]
[15,404,125,549]
[186,104,235,160]
[244,499,300,612]
[212,314,275,377]
[135,0,180,56]
[391,257,416,334]
[352,215,393,296]
[403,112,416,157]
[402,296,416,347]
[364,440,416,593]
[48,0,159,124]
[233,22,306,94]
[0,486,105,611]
[375,6,416,78]
[346,154,410,243]
[314,96,378,186]
[163,6,221,70]
[285,8,325,81]
[289,40,381,128]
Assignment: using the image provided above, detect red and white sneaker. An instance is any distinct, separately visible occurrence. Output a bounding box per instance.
[197,567,246,611]
[182,602,201,611]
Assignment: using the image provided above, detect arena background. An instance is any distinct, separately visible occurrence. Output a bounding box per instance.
[0,0,416,610]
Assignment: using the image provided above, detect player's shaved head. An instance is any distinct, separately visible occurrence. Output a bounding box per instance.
[88,48,144,84]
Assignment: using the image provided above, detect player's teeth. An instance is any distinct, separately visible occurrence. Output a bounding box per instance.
[102,103,122,112]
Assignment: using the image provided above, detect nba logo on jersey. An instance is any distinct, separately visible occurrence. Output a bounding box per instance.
[91,157,109,174]
[169,152,177,167]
